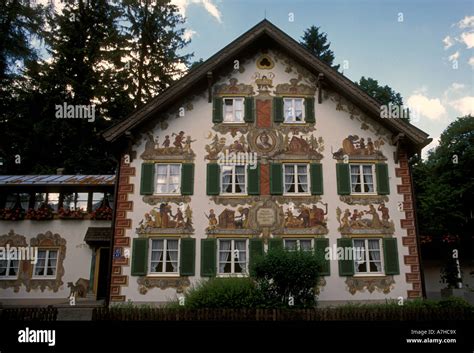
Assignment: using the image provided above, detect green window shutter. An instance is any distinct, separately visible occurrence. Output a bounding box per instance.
[310,163,323,195]
[200,239,216,277]
[337,238,354,276]
[181,163,194,195]
[206,163,220,195]
[249,238,264,271]
[212,97,223,123]
[244,97,255,123]
[131,238,148,276]
[336,163,351,195]
[270,163,283,195]
[140,163,155,195]
[247,163,260,195]
[315,238,330,276]
[268,238,283,251]
[180,238,195,276]
[273,97,284,123]
[304,97,315,123]
[376,163,390,195]
[383,238,400,275]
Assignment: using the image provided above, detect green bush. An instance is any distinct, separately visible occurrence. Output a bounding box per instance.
[182,277,264,309]
[251,247,323,308]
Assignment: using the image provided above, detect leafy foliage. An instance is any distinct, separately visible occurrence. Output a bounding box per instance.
[300,25,340,70]
[180,278,264,309]
[251,247,323,308]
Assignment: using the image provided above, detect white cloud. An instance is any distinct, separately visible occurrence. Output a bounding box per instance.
[459,32,474,48]
[449,96,474,116]
[469,57,474,67]
[407,94,446,121]
[183,28,197,41]
[457,16,474,29]
[443,35,453,49]
[448,51,460,62]
[171,0,222,23]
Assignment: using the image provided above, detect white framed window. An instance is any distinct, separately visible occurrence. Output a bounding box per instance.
[284,98,304,123]
[218,239,247,275]
[149,238,179,275]
[284,164,309,194]
[221,165,246,194]
[33,249,58,278]
[223,97,244,123]
[0,259,19,279]
[284,239,313,251]
[155,164,181,194]
[353,238,383,275]
[350,164,376,194]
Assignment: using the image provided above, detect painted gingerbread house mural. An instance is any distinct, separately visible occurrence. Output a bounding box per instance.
[102,20,431,305]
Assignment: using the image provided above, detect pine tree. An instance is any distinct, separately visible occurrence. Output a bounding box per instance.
[300,25,340,70]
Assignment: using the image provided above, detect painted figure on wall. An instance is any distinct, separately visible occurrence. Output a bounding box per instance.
[141,131,195,159]
[336,204,394,232]
[284,203,328,229]
[333,135,385,159]
[138,203,193,232]
[206,207,250,230]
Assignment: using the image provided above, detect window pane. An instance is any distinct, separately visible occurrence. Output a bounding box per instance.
[156,165,168,175]
[300,240,312,251]
[34,193,46,209]
[284,240,297,250]
[169,165,180,175]
[167,239,179,250]
[152,240,164,250]
[63,193,74,209]
[92,193,104,211]
[76,193,88,211]
[47,193,60,211]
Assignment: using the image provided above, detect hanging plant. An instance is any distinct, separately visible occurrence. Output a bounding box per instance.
[0,207,26,221]
[90,206,113,220]
[58,207,86,220]
[25,203,54,221]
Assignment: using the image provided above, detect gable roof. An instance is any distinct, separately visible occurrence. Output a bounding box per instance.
[103,19,431,152]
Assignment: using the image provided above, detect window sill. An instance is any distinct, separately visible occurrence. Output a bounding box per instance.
[353,273,385,277]
[146,274,180,278]
[283,193,311,196]
[217,273,248,278]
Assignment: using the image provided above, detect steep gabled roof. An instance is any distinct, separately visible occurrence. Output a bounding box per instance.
[103,19,430,152]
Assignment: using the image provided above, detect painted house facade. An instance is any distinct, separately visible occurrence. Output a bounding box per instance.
[103,20,431,305]
[0,175,114,305]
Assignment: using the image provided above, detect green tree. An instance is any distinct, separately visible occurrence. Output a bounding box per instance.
[356,76,409,122]
[121,0,192,107]
[300,25,340,70]
[412,116,474,241]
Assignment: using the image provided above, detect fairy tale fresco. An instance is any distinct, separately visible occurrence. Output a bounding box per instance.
[101,20,430,305]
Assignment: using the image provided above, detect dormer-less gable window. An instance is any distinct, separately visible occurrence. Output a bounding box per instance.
[283,98,304,123]
[223,98,244,123]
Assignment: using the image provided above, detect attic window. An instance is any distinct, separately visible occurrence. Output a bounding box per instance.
[257,55,274,69]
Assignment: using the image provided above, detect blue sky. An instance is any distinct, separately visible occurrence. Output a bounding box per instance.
[174,0,474,154]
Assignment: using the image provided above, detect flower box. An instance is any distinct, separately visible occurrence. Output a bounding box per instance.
[25,204,54,221]
[90,206,113,220]
[0,208,26,221]
[58,207,86,220]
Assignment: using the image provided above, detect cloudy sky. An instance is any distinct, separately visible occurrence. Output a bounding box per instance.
[171,0,473,155]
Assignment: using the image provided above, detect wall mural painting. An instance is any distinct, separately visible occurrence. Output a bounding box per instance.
[253,72,275,95]
[0,230,28,292]
[333,135,386,160]
[141,131,196,160]
[214,78,254,96]
[280,202,329,235]
[204,133,250,161]
[278,134,324,159]
[336,203,394,235]
[205,207,250,231]
[275,78,316,96]
[137,203,193,234]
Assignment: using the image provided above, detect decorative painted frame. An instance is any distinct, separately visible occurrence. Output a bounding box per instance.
[0,230,28,292]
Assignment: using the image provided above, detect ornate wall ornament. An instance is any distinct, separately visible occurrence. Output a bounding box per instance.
[336,204,395,235]
[247,129,282,157]
[278,124,316,135]
[214,78,254,96]
[142,195,191,206]
[332,135,386,160]
[276,202,329,236]
[247,200,286,241]
[253,72,275,95]
[210,195,261,207]
[205,133,249,161]
[137,276,190,294]
[273,195,321,206]
[256,54,274,70]
[0,230,28,292]
[212,124,249,137]
[345,276,395,295]
[205,207,251,232]
[281,56,317,84]
[328,92,392,141]
[339,195,389,205]
[275,134,324,160]
[141,131,196,161]
[26,231,66,292]
[275,78,316,96]
[137,203,193,234]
